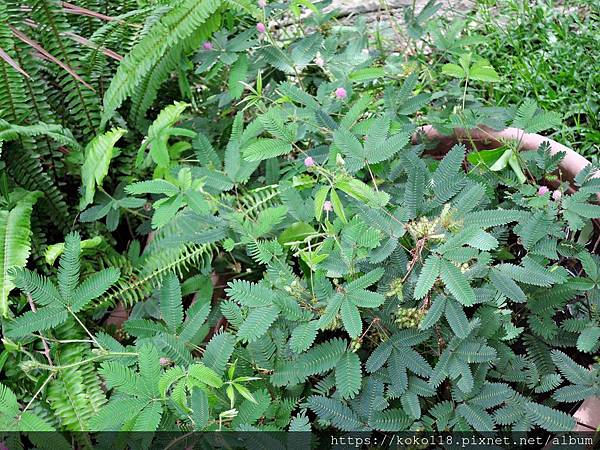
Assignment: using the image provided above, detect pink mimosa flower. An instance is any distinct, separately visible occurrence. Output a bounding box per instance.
[256,22,266,33]
[258,0,267,7]
[334,87,347,99]
[552,189,562,201]
[323,200,333,212]
[202,41,213,50]
[538,186,550,196]
[304,156,315,167]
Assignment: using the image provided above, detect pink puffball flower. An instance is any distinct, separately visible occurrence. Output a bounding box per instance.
[256,22,266,33]
[334,87,347,99]
[538,186,550,196]
[202,41,213,50]
[552,190,562,201]
[323,200,333,212]
[314,54,324,67]
[258,0,267,7]
[304,156,315,167]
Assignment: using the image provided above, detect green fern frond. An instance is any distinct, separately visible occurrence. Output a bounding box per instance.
[4,145,70,230]
[431,144,466,204]
[79,127,126,209]
[129,43,183,130]
[101,0,222,125]
[30,0,100,137]
[0,4,29,123]
[0,189,41,316]
[94,242,215,309]
[0,120,80,150]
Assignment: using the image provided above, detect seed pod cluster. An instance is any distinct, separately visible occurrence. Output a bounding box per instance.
[394,307,425,329]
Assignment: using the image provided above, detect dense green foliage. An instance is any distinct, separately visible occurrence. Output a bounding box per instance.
[0,0,599,442]
[477,0,599,157]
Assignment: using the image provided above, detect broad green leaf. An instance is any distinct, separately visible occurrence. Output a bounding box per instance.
[469,58,500,82]
[329,189,347,223]
[314,186,330,221]
[228,54,248,99]
[279,222,317,246]
[467,147,507,168]
[188,363,223,388]
[349,67,385,82]
[441,63,465,79]
[336,178,389,207]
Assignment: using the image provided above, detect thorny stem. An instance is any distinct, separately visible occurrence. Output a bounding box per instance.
[358,317,380,343]
[402,236,429,283]
[27,294,53,366]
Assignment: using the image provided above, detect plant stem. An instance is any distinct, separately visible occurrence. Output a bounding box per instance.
[19,373,54,417]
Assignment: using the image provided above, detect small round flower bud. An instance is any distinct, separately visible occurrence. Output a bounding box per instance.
[202,41,213,50]
[256,22,266,33]
[314,54,324,67]
[334,87,347,99]
[552,190,562,201]
[323,200,333,212]
[538,186,550,196]
[258,0,267,7]
[304,156,315,167]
